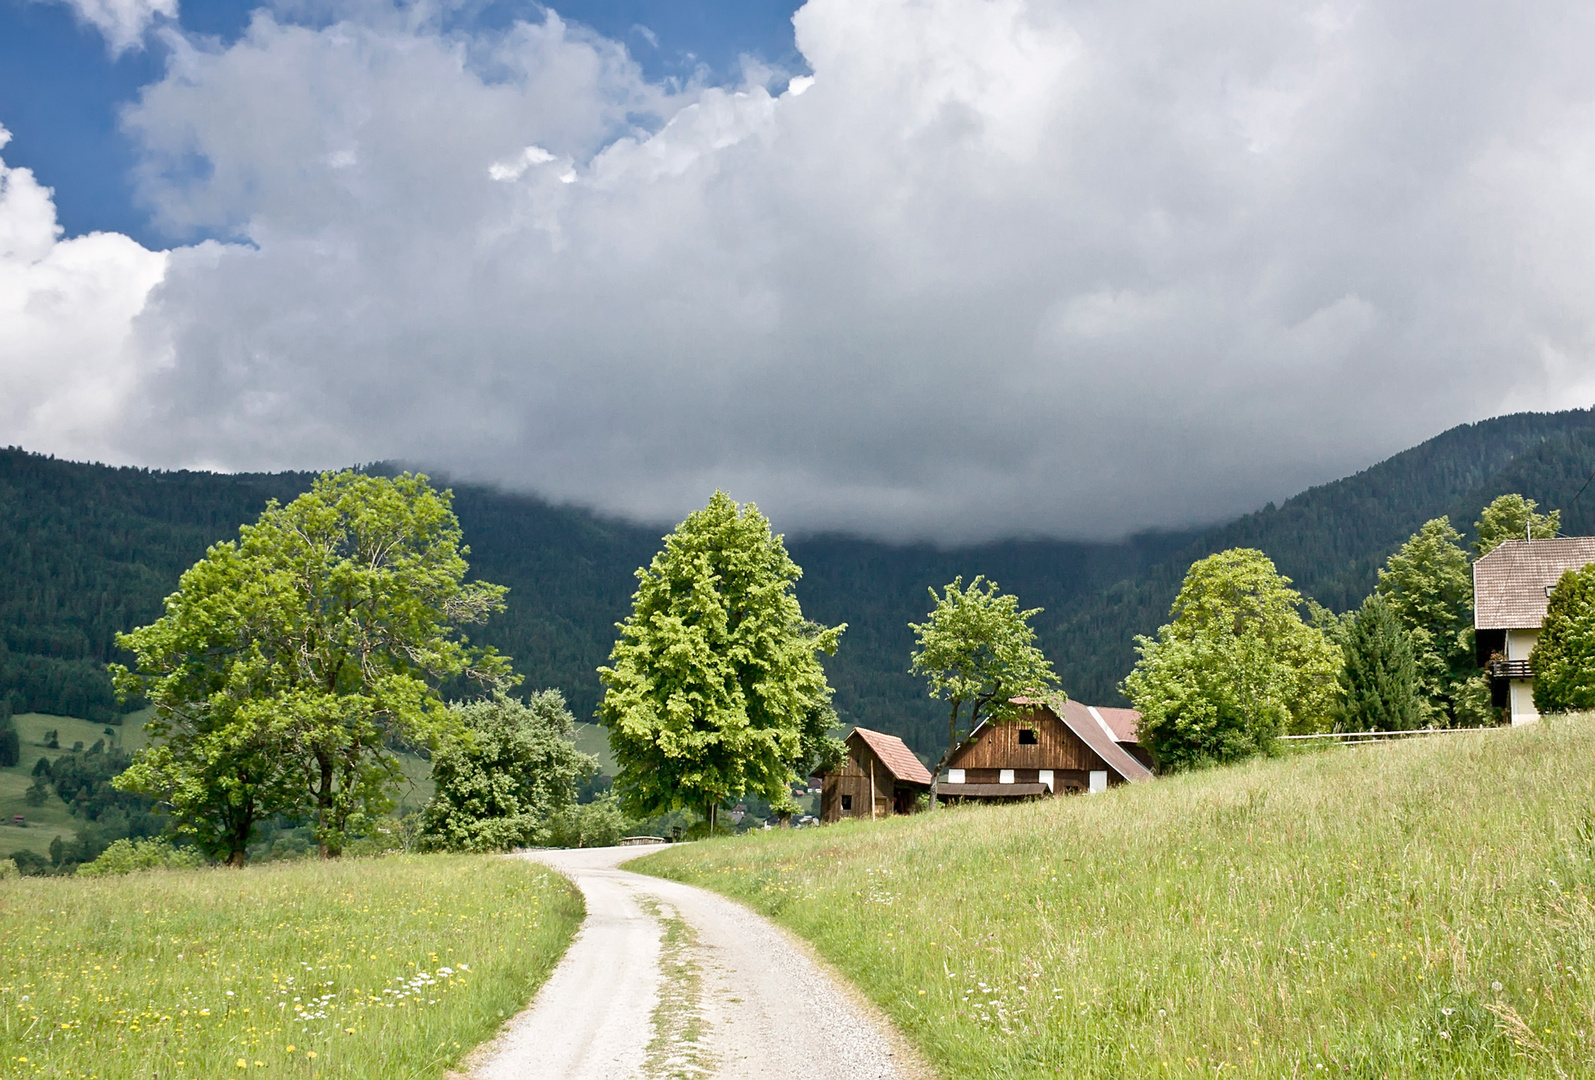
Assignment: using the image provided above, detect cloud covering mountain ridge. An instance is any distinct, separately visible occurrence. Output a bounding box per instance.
[3,0,1595,541]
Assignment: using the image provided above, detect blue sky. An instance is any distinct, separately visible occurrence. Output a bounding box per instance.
[0,0,803,245]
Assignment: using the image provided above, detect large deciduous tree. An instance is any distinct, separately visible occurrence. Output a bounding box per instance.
[1122,548,1339,770]
[1375,517,1492,726]
[909,575,1058,806]
[1531,566,1595,714]
[1333,594,1422,733]
[598,492,845,832]
[1473,493,1560,557]
[421,691,595,852]
[112,470,513,861]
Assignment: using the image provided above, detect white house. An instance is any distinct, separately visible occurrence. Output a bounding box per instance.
[1473,536,1595,725]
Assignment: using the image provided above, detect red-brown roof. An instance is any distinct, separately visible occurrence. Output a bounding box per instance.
[1091,705,1142,744]
[849,727,934,786]
[1473,537,1595,630]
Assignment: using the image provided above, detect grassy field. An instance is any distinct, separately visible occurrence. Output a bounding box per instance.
[639,716,1595,1078]
[0,713,151,855]
[0,854,581,1078]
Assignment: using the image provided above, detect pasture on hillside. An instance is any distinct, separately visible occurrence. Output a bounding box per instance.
[640,716,1595,1079]
[0,855,581,1078]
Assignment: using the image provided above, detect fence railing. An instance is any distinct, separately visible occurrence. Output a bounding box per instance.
[1278,726,1490,745]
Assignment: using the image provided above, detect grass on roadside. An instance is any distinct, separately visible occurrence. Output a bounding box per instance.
[638,715,1595,1079]
[0,854,582,1079]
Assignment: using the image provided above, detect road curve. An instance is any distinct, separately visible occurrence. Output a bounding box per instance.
[463,845,930,1080]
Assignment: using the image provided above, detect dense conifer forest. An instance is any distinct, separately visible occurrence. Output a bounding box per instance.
[7,407,1595,755]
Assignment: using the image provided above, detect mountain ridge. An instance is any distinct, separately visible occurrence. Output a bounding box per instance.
[6,406,1595,756]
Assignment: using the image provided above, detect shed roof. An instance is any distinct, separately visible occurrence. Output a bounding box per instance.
[849,727,934,786]
[1009,696,1154,783]
[1473,537,1595,630]
[1088,704,1142,744]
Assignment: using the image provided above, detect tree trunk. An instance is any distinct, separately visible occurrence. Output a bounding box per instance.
[315,752,339,858]
[227,848,247,867]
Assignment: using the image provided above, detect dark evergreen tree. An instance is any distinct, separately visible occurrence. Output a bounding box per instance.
[1334,595,1422,732]
[0,700,16,767]
[1532,566,1595,714]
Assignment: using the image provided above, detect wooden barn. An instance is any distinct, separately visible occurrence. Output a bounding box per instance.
[940,696,1153,801]
[819,727,934,823]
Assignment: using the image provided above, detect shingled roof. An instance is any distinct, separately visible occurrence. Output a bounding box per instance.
[849,727,934,786]
[1473,537,1595,630]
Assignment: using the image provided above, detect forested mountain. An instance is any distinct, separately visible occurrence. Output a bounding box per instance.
[6,407,1595,756]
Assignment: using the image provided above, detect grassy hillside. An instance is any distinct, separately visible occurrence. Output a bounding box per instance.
[11,409,1595,756]
[0,854,582,1079]
[639,717,1595,1078]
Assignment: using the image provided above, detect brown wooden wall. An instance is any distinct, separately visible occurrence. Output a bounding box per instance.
[820,742,894,823]
[947,708,1105,773]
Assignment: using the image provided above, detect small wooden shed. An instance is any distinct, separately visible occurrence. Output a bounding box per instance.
[820,727,934,823]
[940,696,1153,800]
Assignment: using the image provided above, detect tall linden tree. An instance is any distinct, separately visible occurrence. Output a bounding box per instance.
[598,492,845,832]
[112,470,514,862]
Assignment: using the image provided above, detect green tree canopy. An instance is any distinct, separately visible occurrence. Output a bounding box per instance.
[1375,517,1492,726]
[421,691,595,852]
[597,491,845,829]
[1333,594,1422,733]
[1474,493,1560,556]
[1122,549,1339,770]
[112,470,513,862]
[909,575,1058,804]
[1531,566,1595,714]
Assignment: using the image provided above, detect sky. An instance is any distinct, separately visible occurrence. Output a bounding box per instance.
[3,0,1595,542]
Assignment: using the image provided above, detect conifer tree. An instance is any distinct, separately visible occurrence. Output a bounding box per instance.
[1531,566,1595,714]
[1334,594,1421,732]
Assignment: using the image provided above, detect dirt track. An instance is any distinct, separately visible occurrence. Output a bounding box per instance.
[465,846,929,1080]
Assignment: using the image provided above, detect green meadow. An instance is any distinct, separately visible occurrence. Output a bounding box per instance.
[0,713,150,856]
[0,855,581,1079]
[639,716,1595,1078]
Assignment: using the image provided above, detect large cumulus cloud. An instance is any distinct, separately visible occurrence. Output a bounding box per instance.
[7,0,1595,540]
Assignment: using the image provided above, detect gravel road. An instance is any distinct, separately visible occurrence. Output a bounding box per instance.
[464,846,930,1080]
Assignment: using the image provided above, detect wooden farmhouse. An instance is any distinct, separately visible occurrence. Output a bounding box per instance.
[1474,537,1595,725]
[819,727,934,822]
[940,696,1153,800]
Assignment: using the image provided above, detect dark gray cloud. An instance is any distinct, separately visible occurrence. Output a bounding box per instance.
[5,0,1595,540]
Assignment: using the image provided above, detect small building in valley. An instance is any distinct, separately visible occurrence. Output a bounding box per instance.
[819,727,934,822]
[940,696,1153,800]
[1474,536,1595,725]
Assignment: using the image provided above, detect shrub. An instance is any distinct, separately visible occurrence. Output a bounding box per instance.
[421,692,595,853]
[77,838,206,877]
[0,858,17,879]
[546,793,637,849]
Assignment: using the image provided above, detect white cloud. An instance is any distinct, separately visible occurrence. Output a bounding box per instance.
[49,0,176,53]
[8,0,1595,540]
[0,126,168,452]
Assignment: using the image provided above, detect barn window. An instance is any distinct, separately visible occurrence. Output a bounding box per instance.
[841,795,853,811]
[1019,728,1038,745]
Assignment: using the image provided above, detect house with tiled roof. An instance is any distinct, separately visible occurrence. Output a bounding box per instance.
[818,727,934,822]
[939,696,1154,801]
[1473,537,1595,725]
